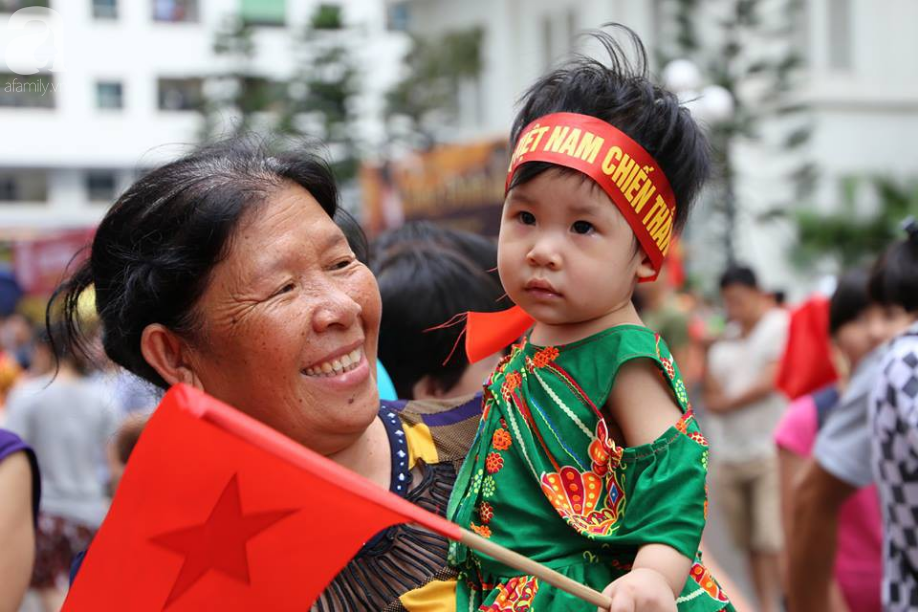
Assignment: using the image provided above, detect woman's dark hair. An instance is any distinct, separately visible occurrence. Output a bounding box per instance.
[719,265,759,291]
[372,223,505,398]
[508,24,710,234]
[829,267,872,335]
[868,218,918,313]
[49,137,359,389]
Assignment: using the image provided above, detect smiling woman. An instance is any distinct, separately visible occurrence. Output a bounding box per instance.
[51,137,482,610]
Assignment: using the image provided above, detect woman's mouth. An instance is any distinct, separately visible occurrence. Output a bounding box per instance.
[303,347,364,377]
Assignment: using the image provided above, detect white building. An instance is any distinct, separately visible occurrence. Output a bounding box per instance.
[0,0,405,232]
[388,0,918,294]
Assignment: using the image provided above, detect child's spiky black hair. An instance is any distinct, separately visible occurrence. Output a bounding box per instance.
[509,24,710,234]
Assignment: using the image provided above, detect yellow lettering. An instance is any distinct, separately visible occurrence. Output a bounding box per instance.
[620,164,641,193]
[646,206,671,237]
[544,126,570,152]
[611,154,636,188]
[642,197,667,225]
[601,146,622,174]
[624,167,649,203]
[557,128,582,156]
[528,125,551,152]
[632,176,656,214]
[574,132,604,164]
[659,229,672,255]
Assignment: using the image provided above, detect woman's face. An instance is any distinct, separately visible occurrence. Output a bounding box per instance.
[185,182,382,454]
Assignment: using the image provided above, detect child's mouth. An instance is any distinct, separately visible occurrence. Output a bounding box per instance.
[524,279,562,299]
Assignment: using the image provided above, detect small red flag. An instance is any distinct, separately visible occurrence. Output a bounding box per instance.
[63,384,461,611]
[465,305,535,364]
[776,296,838,400]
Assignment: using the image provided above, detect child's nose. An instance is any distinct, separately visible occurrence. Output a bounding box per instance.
[526,239,561,269]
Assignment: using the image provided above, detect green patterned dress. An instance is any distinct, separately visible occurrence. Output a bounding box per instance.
[447,325,734,611]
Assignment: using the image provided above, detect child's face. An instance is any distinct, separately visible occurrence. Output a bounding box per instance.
[498,168,654,328]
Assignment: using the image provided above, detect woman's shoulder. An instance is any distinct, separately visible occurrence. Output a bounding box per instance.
[382,394,483,465]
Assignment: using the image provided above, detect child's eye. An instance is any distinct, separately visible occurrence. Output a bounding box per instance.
[572,220,594,235]
[518,211,536,225]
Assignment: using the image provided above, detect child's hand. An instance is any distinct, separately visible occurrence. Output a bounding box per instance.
[598,568,677,612]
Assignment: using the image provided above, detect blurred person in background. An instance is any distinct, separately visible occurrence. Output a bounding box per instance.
[372,222,506,399]
[776,268,883,612]
[636,266,692,380]
[704,264,788,612]
[865,221,918,610]
[2,313,36,370]
[0,428,40,612]
[5,323,119,612]
[788,255,915,612]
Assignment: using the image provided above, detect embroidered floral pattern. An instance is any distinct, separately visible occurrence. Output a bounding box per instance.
[482,476,497,498]
[481,575,539,611]
[479,502,494,524]
[540,466,625,537]
[588,419,623,477]
[486,452,505,474]
[470,523,492,539]
[689,562,730,602]
[492,428,513,451]
[501,371,523,399]
[674,379,689,405]
[532,346,560,369]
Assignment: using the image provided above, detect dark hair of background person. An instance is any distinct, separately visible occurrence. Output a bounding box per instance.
[829,267,873,335]
[48,137,363,389]
[868,219,918,313]
[372,223,505,398]
[719,265,759,291]
[508,24,711,235]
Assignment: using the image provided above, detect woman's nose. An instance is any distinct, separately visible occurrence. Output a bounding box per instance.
[311,285,362,332]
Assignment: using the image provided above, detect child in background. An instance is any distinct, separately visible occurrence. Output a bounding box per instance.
[446,26,733,611]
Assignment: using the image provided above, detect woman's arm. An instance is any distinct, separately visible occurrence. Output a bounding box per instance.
[0,451,35,612]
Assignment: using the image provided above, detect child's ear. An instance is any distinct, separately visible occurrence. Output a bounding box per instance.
[635,256,657,281]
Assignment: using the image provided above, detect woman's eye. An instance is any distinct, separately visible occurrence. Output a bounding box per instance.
[332,257,355,270]
[572,220,594,235]
[276,283,295,296]
[518,211,536,225]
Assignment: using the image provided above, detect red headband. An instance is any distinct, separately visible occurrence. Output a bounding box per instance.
[506,112,677,280]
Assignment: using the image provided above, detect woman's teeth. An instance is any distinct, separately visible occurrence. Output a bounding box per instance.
[304,348,363,377]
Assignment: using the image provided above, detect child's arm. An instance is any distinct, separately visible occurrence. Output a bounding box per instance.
[599,359,695,609]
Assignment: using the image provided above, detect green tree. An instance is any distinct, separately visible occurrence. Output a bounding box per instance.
[792,176,918,268]
[385,27,484,148]
[199,4,362,181]
[657,0,814,266]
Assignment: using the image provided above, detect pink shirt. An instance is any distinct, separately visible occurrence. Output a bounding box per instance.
[775,392,882,612]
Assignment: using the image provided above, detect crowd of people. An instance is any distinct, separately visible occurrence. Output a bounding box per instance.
[0,23,916,612]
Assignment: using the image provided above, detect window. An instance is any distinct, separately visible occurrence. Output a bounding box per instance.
[240,0,285,26]
[86,171,118,203]
[153,0,198,23]
[0,73,55,108]
[158,78,202,111]
[828,0,852,71]
[0,170,48,203]
[387,2,409,32]
[96,81,123,109]
[92,0,117,19]
[0,1,49,12]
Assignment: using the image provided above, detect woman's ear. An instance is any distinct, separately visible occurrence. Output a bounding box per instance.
[140,324,203,390]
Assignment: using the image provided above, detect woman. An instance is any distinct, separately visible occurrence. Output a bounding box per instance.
[774,269,884,612]
[54,138,481,611]
[5,325,116,612]
[0,428,40,612]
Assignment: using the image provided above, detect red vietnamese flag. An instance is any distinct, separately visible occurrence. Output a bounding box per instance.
[63,384,462,611]
[776,295,838,400]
